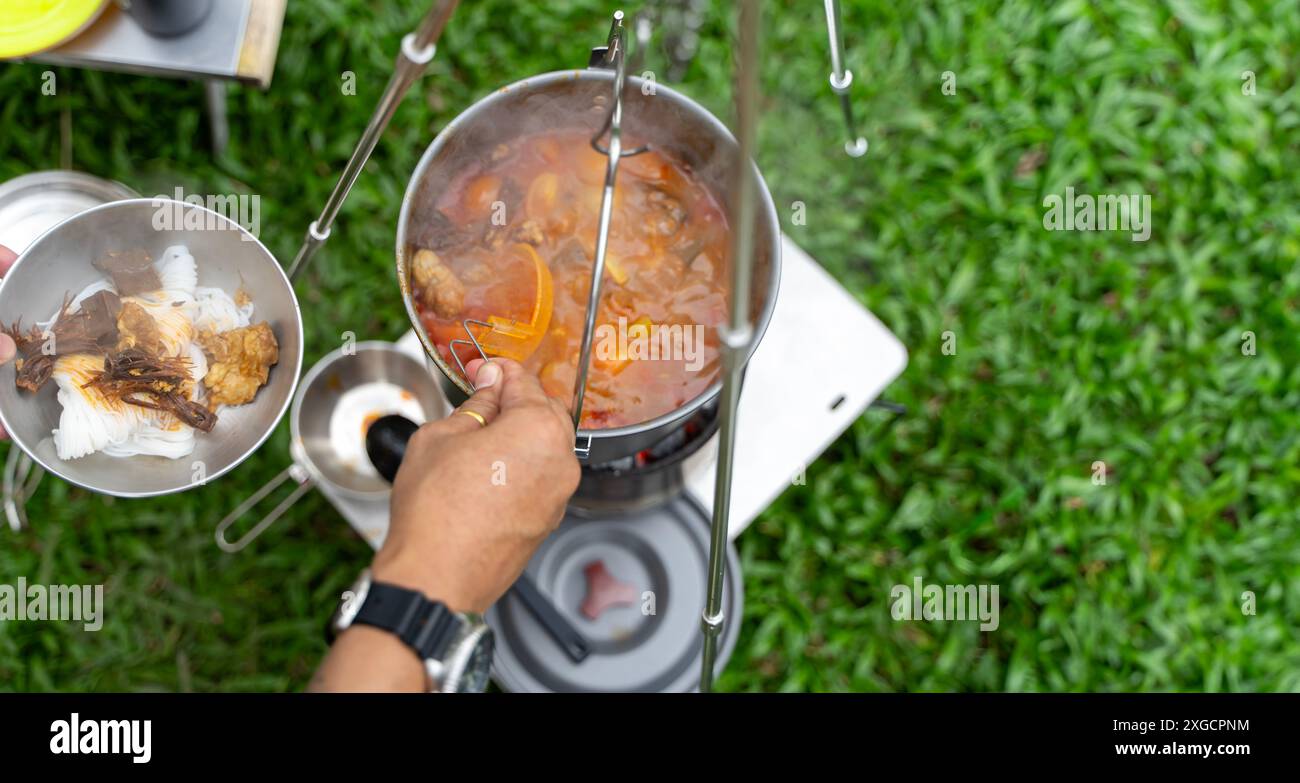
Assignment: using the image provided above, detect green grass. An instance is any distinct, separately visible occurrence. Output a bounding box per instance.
[2,0,1299,692]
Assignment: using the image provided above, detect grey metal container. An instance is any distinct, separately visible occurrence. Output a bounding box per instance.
[0,198,303,498]
[395,69,781,464]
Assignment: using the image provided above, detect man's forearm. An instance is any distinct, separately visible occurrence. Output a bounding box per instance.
[309,625,426,692]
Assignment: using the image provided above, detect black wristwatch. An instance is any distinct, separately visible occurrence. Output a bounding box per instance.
[328,569,495,693]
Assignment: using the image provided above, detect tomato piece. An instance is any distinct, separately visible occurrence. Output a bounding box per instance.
[463,174,501,218]
[526,172,559,218]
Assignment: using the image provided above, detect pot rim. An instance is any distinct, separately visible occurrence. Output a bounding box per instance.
[396,68,782,441]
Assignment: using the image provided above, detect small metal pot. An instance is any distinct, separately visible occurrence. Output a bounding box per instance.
[215,341,442,552]
[396,68,782,464]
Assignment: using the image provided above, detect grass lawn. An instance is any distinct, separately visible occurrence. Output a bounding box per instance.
[2,0,1299,692]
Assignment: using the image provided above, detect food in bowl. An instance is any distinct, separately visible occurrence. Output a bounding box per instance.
[410,130,730,429]
[3,244,280,460]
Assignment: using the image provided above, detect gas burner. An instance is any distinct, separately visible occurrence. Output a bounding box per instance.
[569,401,717,516]
[487,494,741,693]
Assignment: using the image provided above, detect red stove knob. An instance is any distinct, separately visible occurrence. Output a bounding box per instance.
[580,560,639,620]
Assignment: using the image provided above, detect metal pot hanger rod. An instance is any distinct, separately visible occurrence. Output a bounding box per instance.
[286,0,461,281]
[823,0,868,158]
[699,0,762,693]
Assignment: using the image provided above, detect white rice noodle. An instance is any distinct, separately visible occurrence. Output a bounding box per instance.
[186,342,209,406]
[50,352,203,461]
[190,286,253,334]
[101,411,198,460]
[51,354,147,459]
[154,245,198,295]
[102,340,208,459]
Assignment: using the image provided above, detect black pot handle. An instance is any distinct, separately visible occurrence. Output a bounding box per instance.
[366,415,420,483]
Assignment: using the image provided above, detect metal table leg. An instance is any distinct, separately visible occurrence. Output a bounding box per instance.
[204,78,229,155]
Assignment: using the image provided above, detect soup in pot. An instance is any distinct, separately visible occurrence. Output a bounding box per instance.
[410,131,730,429]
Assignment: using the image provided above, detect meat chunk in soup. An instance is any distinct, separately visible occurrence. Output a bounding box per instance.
[412,248,465,319]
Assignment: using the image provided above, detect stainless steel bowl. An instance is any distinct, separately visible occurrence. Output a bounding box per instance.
[0,198,304,498]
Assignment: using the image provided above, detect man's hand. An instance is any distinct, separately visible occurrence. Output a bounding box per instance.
[0,244,17,440]
[310,357,580,692]
[372,357,580,612]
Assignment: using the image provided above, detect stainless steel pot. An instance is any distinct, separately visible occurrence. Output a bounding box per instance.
[395,68,781,464]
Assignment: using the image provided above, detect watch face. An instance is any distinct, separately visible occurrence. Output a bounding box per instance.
[439,626,494,693]
[462,629,495,692]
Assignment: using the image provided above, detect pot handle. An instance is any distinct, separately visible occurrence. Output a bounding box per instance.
[215,464,315,553]
[366,415,420,483]
[4,447,44,532]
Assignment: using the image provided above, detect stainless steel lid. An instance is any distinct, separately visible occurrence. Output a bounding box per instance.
[487,495,742,692]
[0,170,138,253]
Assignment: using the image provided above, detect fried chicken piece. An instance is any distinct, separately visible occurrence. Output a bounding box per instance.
[411,247,465,318]
[115,301,167,355]
[198,322,280,407]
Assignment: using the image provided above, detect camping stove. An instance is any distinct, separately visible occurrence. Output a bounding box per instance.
[316,236,907,691]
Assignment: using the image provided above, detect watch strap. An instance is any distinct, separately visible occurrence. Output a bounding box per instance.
[353,582,460,661]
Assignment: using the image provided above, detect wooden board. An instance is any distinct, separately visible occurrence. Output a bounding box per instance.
[236,0,287,88]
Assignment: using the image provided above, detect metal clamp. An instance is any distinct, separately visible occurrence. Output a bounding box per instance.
[574,435,592,460]
[448,317,493,392]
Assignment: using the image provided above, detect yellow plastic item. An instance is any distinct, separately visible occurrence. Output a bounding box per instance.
[594,315,651,375]
[476,243,554,363]
[604,252,629,285]
[0,0,108,59]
